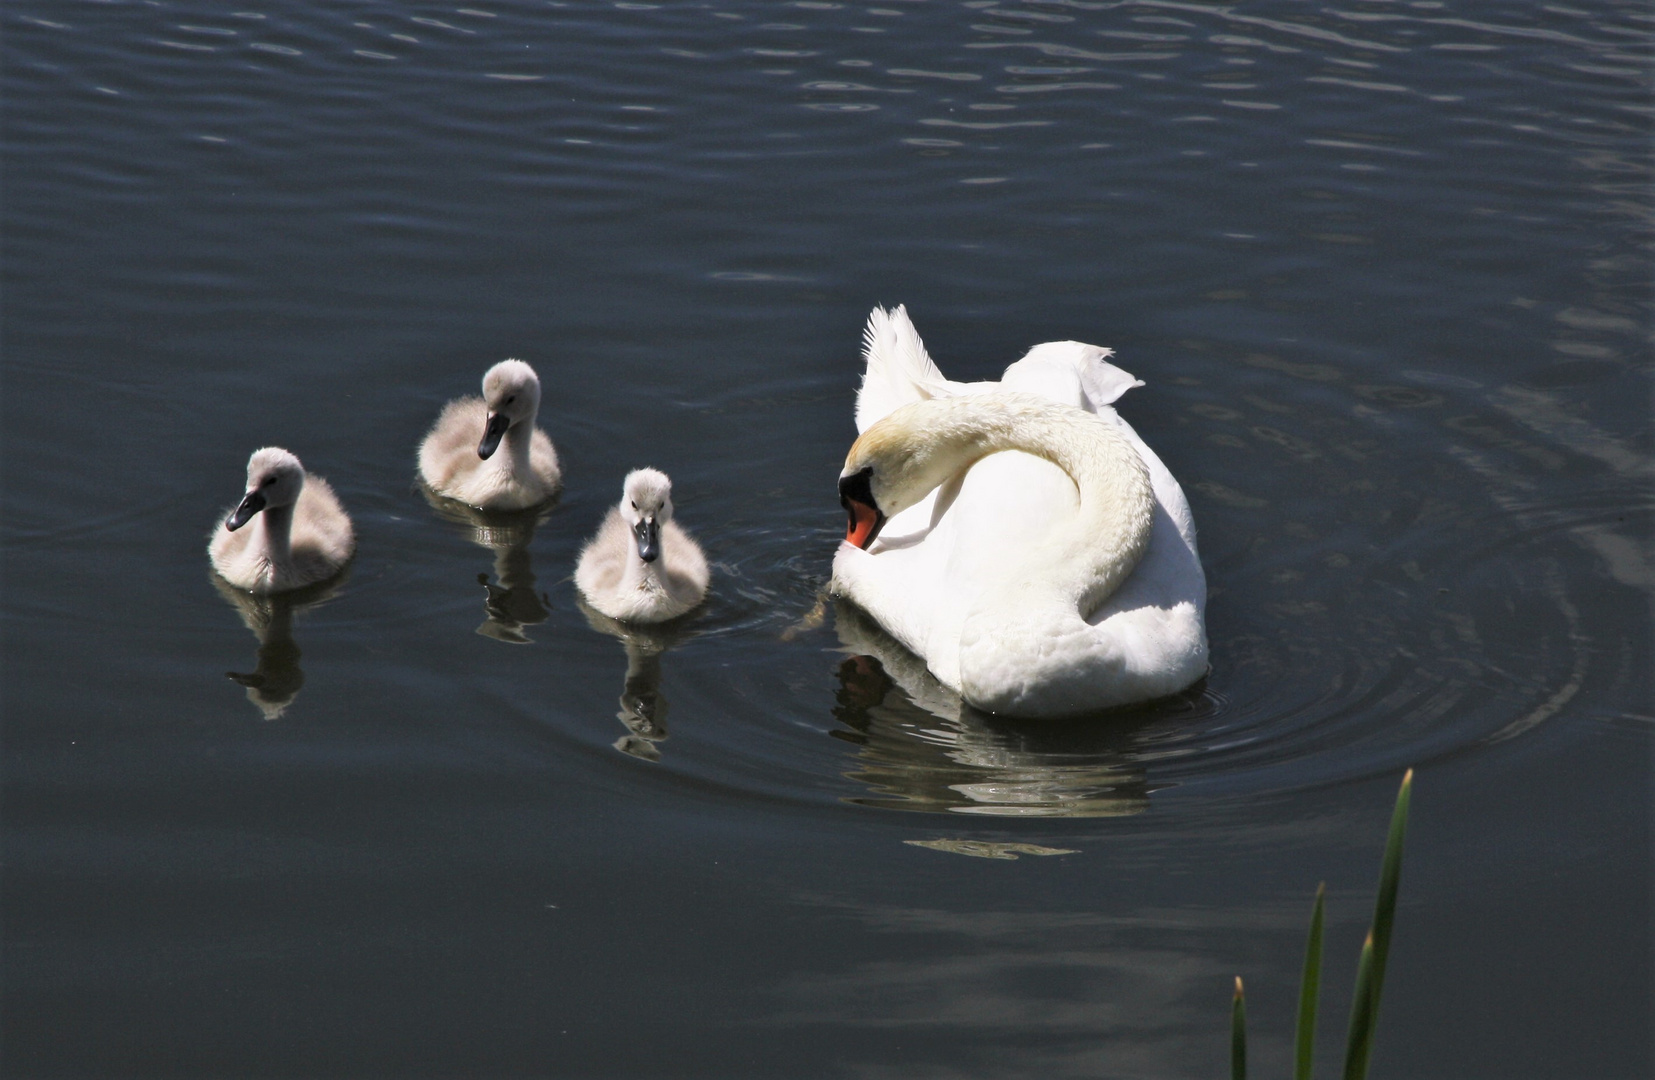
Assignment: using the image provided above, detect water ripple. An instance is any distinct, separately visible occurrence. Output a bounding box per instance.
[5,0,1649,823]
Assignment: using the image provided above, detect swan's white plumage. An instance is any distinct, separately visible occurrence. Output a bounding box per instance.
[575,469,709,624]
[419,359,561,510]
[855,304,958,431]
[831,306,1208,717]
[209,447,355,594]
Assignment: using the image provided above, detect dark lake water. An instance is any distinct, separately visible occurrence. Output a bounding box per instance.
[4,1,1650,1076]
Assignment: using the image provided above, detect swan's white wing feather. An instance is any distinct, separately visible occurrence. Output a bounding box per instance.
[855,304,962,433]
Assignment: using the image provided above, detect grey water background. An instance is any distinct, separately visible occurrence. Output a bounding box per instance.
[3,0,1650,1076]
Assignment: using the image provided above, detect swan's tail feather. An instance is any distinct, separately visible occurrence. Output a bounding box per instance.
[856,305,954,433]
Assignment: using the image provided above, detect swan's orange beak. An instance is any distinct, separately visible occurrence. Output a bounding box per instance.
[839,466,885,549]
[844,498,884,549]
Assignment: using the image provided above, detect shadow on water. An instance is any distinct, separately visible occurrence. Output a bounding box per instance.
[827,600,1221,817]
[419,485,554,645]
[210,569,348,720]
[577,598,694,763]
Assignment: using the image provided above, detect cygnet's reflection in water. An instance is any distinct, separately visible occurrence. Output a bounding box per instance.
[577,598,691,762]
[210,570,345,720]
[830,600,1163,817]
[421,486,553,644]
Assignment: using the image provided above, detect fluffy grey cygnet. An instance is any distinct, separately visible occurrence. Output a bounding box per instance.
[575,468,708,623]
[419,359,561,510]
[209,447,355,594]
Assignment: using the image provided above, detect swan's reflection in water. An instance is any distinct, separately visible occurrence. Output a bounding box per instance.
[578,599,690,762]
[210,570,344,720]
[830,601,1158,817]
[421,486,552,644]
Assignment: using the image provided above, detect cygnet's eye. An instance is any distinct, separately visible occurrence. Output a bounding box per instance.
[505,394,516,405]
[261,477,276,488]
[630,500,638,509]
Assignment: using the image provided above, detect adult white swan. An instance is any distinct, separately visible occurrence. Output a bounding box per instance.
[830,306,1208,717]
[419,359,561,510]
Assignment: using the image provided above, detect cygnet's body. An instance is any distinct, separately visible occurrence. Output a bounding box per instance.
[209,447,355,594]
[419,359,561,510]
[575,469,708,624]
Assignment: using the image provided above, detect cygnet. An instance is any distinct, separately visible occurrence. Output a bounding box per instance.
[575,468,708,623]
[209,447,355,594]
[419,359,561,510]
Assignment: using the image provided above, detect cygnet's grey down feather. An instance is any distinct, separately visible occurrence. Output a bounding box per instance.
[576,468,708,623]
[419,359,561,510]
[210,447,355,594]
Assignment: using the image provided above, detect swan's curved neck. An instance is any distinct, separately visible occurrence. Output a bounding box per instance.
[875,393,1155,607]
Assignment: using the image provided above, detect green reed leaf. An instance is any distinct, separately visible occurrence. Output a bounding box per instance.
[1342,932,1377,1080]
[1295,881,1326,1080]
[1345,768,1413,1080]
[1368,769,1412,1017]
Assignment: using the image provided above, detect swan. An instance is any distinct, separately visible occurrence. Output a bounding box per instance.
[575,468,709,623]
[419,359,561,510]
[209,447,355,594]
[830,306,1208,717]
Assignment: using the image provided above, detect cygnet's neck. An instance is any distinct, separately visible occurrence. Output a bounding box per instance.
[500,416,536,476]
[253,502,294,567]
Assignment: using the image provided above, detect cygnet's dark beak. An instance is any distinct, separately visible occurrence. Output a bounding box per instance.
[225,490,267,531]
[478,412,511,459]
[838,467,885,550]
[634,517,660,563]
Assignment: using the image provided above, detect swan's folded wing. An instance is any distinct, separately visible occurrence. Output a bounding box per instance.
[855,305,961,433]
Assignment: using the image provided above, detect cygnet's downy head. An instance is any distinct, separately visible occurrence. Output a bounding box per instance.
[226,447,305,531]
[620,468,674,564]
[477,359,542,460]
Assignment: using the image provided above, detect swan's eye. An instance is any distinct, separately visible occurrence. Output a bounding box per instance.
[261,477,276,488]
[505,394,516,405]
[630,500,638,509]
